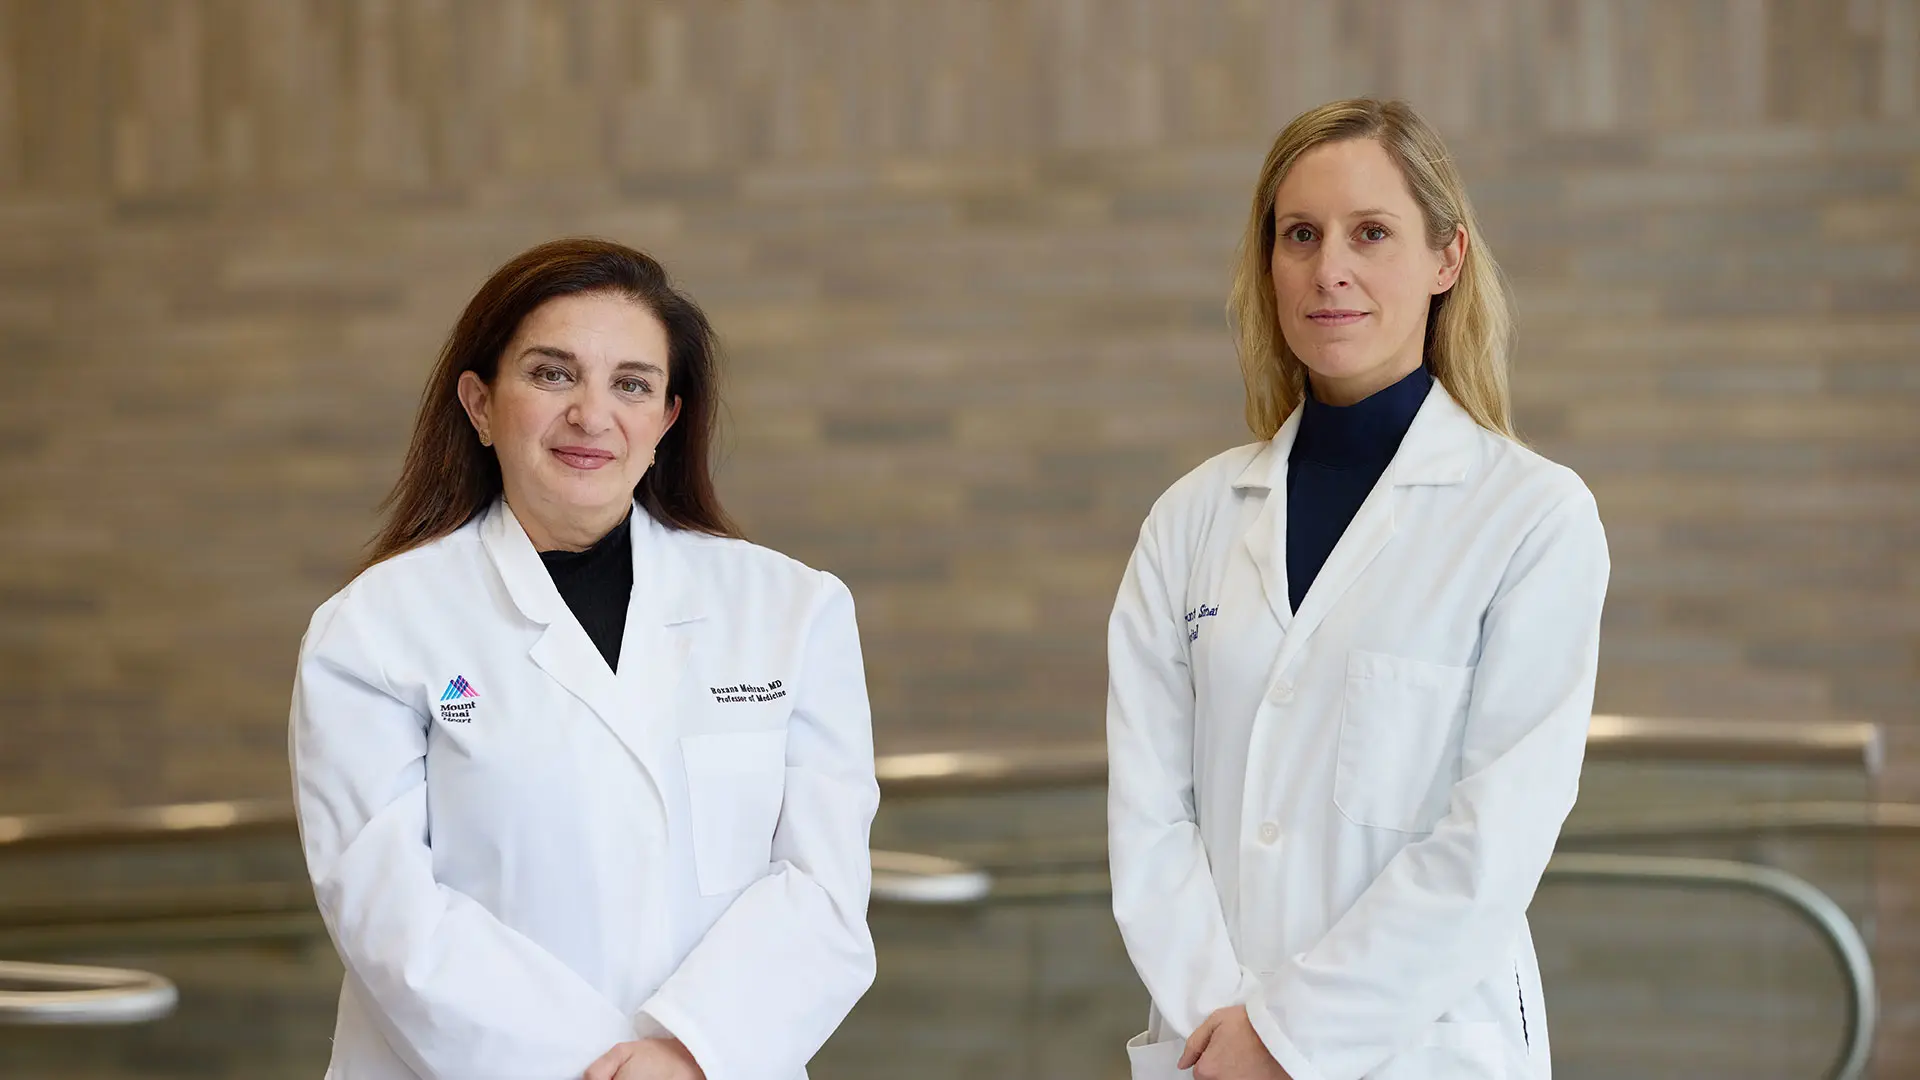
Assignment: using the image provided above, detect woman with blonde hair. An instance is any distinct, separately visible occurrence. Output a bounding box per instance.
[1107,99,1609,1080]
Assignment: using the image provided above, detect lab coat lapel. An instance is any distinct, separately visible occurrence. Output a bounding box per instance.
[617,511,705,772]
[1271,472,1398,677]
[480,500,699,816]
[1269,385,1479,676]
[1235,408,1303,637]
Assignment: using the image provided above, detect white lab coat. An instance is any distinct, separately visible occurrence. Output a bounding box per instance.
[1108,386,1609,1080]
[290,499,879,1080]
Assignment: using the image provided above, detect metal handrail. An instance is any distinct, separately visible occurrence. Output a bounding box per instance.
[860,852,1876,1080]
[0,851,989,932]
[0,720,1888,1053]
[0,715,1881,854]
[1584,715,1881,771]
[0,960,177,1025]
[0,799,292,853]
[876,743,1108,796]
[1562,800,1920,845]
[1541,854,1876,1080]
[0,798,1889,1074]
[0,858,1870,1068]
[870,849,992,904]
[874,715,1881,796]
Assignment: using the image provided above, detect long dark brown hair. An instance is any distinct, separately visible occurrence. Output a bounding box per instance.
[364,238,741,569]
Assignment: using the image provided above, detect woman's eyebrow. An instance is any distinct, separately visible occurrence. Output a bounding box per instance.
[517,346,662,377]
[1275,207,1403,221]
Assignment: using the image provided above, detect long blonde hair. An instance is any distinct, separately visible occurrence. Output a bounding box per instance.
[1228,98,1515,440]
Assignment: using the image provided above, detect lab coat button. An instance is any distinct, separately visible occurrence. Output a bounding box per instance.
[1258,822,1280,845]
[1267,681,1295,705]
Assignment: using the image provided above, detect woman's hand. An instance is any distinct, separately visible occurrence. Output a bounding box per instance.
[583,1037,705,1080]
[1178,1005,1292,1080]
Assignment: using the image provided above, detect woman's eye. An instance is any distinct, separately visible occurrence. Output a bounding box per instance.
[536,367,569,384]
[617,378,647,395]
[1286,225,1315,243]
[1360,225,1389,242]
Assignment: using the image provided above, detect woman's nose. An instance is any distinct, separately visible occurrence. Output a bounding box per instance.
[1311,248,1352,290]
[565,387,614,433]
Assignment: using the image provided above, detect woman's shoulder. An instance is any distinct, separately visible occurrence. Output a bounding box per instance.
[1144,441,1272,526]
[302,521,489,648]
[662,526,849,608]
[1472,429,1598,519]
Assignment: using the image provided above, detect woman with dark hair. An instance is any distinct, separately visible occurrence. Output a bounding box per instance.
[290,239,878,1080]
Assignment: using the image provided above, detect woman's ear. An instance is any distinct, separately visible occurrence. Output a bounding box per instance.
[456,370,493,446]
[1433,223,1468,295]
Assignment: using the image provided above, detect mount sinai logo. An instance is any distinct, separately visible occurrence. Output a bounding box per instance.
[438,676,478,724]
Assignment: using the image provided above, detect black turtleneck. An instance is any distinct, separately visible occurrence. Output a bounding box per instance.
[1285,365,1432,612]
[538,512,633,673]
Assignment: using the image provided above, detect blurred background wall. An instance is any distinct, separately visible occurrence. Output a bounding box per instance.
[0,0,1915,1071]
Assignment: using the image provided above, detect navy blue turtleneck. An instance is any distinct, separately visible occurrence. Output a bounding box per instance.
[538,511,633,673]
[1285,364,1433,612]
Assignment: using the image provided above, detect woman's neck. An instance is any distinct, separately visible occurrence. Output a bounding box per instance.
[1306,351,1425,407]
[508,492,630,553]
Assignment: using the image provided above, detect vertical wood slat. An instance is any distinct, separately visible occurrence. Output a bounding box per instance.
[5,0,1918,195]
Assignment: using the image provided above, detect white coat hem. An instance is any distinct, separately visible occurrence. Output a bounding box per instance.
[1246,996,1329,1080]
[637,995,726,1080]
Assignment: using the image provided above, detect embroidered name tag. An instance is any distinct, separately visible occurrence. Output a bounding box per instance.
[711,680,786,704]
[1183,603,1219,642]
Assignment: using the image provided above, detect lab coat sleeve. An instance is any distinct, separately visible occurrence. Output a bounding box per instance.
[1244,489,1611,1080]
[635,572,880,1080]
[1107,520,1262,1037]
[290,591,637,1080]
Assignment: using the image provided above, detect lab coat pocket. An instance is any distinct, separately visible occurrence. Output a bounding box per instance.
[680,729,789,896]
[1335,650,1475,833]
[1370,1020,1506,1079]
[1124,1030,1191,1079]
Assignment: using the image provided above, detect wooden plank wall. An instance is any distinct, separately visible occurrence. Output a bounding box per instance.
[0,0,1914,1071]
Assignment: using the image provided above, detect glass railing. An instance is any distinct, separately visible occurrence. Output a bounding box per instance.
[0,716,1895,1079]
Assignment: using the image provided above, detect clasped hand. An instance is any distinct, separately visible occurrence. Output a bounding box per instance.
[1179,1005,1292,1080]
[584,1037,704,1080]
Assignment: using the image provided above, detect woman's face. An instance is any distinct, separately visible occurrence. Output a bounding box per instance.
[1269,137,1465,405]
[457,291,680,550]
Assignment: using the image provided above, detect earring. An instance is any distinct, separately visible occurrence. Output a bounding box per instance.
[479,433,491,447]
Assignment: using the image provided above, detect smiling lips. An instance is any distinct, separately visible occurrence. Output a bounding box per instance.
[1307,308,1368,327]
[551,445,616,470]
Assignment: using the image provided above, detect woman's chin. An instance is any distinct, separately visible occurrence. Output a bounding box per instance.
[532,472,635,513]
[1298,351,1387,385]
